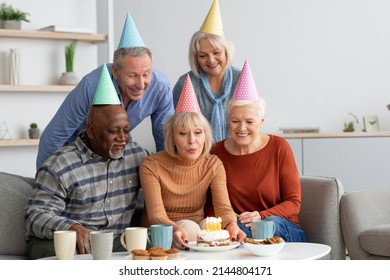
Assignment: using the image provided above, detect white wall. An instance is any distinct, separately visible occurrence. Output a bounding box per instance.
[115,0,390,148]
[0,0,99,177]
[2,0,390,177]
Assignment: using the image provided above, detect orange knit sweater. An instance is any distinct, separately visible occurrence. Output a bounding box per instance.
[140,151,236,229]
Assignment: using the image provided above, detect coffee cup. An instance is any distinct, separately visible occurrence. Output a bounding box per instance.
[251,220,276,240]
[54,230,76,260]
[90,230,113,260]
[148,224,173,250]
[120,227,148,254]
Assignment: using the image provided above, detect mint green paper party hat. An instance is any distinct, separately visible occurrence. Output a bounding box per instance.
[92,65,121,105]
[117,11,145,49]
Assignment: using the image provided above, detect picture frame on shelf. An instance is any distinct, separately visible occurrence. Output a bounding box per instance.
[363,115,379,132]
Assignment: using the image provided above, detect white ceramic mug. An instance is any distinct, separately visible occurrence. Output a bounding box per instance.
[120,227,147,254]
[54,230,76,260]
[90,230,113,260]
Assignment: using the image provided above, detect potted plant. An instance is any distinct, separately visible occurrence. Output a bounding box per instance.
[59,41,79,85]
[28,123,40,139]
[0,2,30,30]
[343,112,359,132]
[343,121,354,132]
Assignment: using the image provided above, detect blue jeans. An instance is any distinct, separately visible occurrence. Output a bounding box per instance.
[238,216,307,242]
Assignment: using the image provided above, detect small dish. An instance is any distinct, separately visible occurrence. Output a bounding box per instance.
[243,240,285,257]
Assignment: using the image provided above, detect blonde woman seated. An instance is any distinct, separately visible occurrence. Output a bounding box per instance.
[140,76,245,249]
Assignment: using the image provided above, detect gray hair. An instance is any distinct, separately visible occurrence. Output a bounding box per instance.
[113,47,153,69]
[188,31,235,77]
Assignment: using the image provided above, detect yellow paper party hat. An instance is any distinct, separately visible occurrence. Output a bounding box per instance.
[93,64,121,105]
[200,0,224,36]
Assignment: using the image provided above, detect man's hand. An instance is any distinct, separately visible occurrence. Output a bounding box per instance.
[69,224,91,254]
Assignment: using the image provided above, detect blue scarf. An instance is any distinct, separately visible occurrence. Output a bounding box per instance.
[200,67,233,142]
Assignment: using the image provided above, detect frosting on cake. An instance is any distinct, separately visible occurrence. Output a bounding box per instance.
[196,217,230,247]
[196,229,230,247]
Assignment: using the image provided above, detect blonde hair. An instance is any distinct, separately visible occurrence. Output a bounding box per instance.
[164,112,213,158]
[188,31,235,77]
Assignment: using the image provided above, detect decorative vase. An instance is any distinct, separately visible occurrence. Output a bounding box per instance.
[9,48,21,85]
[58,72,79,85]
[28,128,40,139]
[2,20,22,30]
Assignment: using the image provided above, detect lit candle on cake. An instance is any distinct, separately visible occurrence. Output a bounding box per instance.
[205,217,222,232]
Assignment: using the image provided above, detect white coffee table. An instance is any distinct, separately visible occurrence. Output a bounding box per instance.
[41,242,330,260]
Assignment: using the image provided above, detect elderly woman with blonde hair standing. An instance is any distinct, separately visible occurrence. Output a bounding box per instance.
[210,60,307,242]
[173,0,240,142]
[140,76,245,249]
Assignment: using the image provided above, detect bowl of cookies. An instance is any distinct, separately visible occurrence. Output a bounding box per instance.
[243,237,285,257]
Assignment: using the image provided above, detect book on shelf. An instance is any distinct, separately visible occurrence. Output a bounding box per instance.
[279,127,320,134]
[39,25,94,34]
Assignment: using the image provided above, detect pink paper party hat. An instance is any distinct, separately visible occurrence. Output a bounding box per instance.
[117,11,145,49]
[176,75,201,113]
[93,64,121,105]
[200,0,224,36]
[232,60,259,101]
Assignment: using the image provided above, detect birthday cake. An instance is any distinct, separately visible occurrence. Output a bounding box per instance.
[197,217,230,247]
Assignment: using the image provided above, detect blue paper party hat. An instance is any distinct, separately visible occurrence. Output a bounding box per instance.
[117,11,145,49]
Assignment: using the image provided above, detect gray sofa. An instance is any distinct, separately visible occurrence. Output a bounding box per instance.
[0,172,34,260]
[0,172,345,260]
[340,187,390,260]
[0,171,144,260]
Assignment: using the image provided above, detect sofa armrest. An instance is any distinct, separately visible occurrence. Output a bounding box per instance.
[340,187,390,259]
[299,176,345,260]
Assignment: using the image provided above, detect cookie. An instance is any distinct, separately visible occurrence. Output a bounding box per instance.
[165,247,180,260]
[149,250,168,260]
[131,249,150,260]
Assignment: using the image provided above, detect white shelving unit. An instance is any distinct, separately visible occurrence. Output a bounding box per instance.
[0,28,107,148]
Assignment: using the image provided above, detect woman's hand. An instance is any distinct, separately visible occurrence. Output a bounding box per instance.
[172,227,188,250]
[238,211,261,228]
[225,222,246,242]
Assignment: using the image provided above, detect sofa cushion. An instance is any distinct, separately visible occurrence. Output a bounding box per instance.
[360,224,390,257]
[0,172,34,258]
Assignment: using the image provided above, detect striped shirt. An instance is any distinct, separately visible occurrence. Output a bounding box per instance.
[25,131,149,239]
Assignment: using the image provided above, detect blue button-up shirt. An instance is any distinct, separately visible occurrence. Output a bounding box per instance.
[36,64,173,169]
